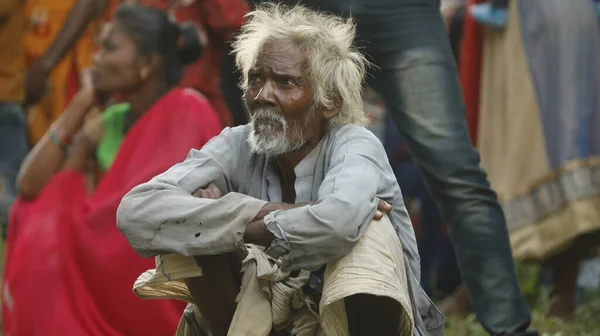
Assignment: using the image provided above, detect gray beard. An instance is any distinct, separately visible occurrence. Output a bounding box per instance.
[247,108,309,156]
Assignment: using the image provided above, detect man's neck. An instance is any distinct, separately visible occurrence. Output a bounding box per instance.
[275,134,323,170]
[274,157,297,203]
[273,134,323,203]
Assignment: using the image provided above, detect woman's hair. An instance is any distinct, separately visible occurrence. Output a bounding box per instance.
[232,3,370,127]
[114,5,203,87]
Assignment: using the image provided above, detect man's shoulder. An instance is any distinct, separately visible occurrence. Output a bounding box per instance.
[213,124,252,147]
[324,124,389,161]
[328,124,383,148]
[188,124,252,160]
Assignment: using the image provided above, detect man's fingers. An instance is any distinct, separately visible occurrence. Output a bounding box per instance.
[377,199,392,212]
[192,188,207,198]
[374,199,391,220]
[192,183,222,199]
[206,183,222,199]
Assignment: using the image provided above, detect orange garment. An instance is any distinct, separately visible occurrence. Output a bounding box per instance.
[0,0,26,103]
[24,0,101,145]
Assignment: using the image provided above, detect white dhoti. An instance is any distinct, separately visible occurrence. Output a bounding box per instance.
[133,215,414,336]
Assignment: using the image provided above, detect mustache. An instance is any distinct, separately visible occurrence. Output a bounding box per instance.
[251,108,288,129]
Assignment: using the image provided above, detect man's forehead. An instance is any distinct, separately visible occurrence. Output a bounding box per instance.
[253,40,307,73]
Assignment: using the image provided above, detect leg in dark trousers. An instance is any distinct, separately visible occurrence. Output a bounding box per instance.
[0,103,28,238]
[368,44,530,334]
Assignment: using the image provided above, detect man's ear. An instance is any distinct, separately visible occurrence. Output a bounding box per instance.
[322,97,341,120]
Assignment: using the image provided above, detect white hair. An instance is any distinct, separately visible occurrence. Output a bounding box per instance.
[232,3,370,126]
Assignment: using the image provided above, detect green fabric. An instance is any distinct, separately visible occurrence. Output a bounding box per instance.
[96,103,130,171]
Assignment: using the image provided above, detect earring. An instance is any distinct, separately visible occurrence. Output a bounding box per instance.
[140,68,149,81]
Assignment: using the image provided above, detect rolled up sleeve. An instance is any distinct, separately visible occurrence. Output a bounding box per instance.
[264,131,386,271]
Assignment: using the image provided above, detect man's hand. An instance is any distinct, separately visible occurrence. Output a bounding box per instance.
[254,199,392,222]
[374,199,392,220]
[244,199,392,248]
[252,201,315,221]
[192,183,222,199]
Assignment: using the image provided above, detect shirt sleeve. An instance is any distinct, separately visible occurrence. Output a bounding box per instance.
[117,127,267,257]
[263,129,386,271]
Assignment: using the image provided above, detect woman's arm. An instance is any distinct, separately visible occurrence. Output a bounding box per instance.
[61,131,97,173]
[16,90,95,199]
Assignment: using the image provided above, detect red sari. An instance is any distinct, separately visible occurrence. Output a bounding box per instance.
[3,88,222,335]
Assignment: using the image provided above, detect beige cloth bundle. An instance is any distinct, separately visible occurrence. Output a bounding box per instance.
[133,215,414,335]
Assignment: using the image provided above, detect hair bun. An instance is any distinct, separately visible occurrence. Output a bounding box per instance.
[176,22,204,65]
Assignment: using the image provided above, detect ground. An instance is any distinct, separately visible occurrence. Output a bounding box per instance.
[445,263,600,335]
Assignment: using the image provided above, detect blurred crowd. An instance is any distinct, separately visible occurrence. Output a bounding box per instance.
[0,0,599,334]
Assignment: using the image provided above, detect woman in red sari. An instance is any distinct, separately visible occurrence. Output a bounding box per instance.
[3,5,222,335]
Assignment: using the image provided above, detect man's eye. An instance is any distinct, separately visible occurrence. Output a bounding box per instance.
[249,74,260,82]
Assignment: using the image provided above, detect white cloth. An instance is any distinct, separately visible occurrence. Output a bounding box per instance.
[133,216,414,335]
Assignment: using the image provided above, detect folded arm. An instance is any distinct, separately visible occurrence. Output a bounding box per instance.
[264,130,389,271]
[117,128,266,257]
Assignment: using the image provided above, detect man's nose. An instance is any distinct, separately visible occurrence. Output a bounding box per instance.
[253,81,277,107]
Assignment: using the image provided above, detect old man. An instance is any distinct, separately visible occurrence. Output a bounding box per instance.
[117,4,442,336]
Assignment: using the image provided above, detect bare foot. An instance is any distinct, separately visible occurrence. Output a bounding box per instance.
[548,305,574,323]
[437,285,472,319]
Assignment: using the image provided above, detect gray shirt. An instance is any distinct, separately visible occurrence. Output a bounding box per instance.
[117,124,443,335]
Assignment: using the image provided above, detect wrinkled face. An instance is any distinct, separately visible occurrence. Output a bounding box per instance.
[244,39,325,156]
[92,21,146,94]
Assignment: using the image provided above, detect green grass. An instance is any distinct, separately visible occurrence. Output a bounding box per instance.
[445,302,600,336]
[445,263,600,335]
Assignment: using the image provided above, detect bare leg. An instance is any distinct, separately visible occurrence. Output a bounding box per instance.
[548,245,580,321]
[184,253,244,336]
[345,294,401,336]
[547,231,600,322]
